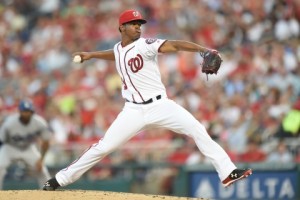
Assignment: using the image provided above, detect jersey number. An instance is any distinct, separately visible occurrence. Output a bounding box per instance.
[128,54,143,73]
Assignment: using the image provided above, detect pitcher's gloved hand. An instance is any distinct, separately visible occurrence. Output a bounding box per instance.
[200,49,223,75]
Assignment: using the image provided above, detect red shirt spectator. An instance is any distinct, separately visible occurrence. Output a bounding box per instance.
[167,147,191,165]
[239,140,267,162]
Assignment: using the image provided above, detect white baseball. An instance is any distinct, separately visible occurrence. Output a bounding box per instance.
[73,55,82,63]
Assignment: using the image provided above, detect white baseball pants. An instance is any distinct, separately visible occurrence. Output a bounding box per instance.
[56,98,236,186]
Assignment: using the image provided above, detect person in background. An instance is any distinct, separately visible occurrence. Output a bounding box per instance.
[239,139,267,163]
[0,99,51,189]
[267,140,293,163]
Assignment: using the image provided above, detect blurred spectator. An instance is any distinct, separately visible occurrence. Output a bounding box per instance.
[267,139,293,163]
[275,98,300,138]
[222,115,249,154]
[295,153,300,163]
[167,146,191,165]
[185,145,210,165]
[239,139,267,163]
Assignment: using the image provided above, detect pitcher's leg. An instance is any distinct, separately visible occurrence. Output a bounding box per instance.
[185,120,236,181]
[56,105,145,187]
[149,99,236,181]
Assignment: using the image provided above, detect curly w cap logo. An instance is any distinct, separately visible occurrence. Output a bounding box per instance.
[132,11,140,17]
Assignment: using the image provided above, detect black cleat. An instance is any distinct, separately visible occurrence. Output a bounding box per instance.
[222,168,252,187]
[43,177,60,191]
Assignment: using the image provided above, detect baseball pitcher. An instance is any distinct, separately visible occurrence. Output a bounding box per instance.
[0,100,51,189]
[43,9,252,191]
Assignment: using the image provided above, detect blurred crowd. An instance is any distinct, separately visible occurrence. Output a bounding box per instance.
[0,0,300,171]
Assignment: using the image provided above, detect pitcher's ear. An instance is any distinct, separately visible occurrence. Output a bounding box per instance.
[119,25,124,32]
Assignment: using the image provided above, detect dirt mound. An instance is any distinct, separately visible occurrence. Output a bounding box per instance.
[0,190,206,200]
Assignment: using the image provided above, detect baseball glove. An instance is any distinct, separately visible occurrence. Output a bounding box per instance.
[200,50,222,79]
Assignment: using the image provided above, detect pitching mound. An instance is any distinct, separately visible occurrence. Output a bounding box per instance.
[0,190,207,200]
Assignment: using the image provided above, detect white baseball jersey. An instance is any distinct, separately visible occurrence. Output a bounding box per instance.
[55,37,237,187]
[114,38,167,102]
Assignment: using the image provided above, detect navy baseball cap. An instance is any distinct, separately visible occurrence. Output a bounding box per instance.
[18,100,35,112]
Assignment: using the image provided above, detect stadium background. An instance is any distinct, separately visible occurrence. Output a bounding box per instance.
[0,0,299,199]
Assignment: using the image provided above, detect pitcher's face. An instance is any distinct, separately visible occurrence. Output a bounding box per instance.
[121,21,143,41]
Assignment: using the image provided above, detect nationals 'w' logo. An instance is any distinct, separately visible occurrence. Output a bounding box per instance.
[128,54,143,73]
